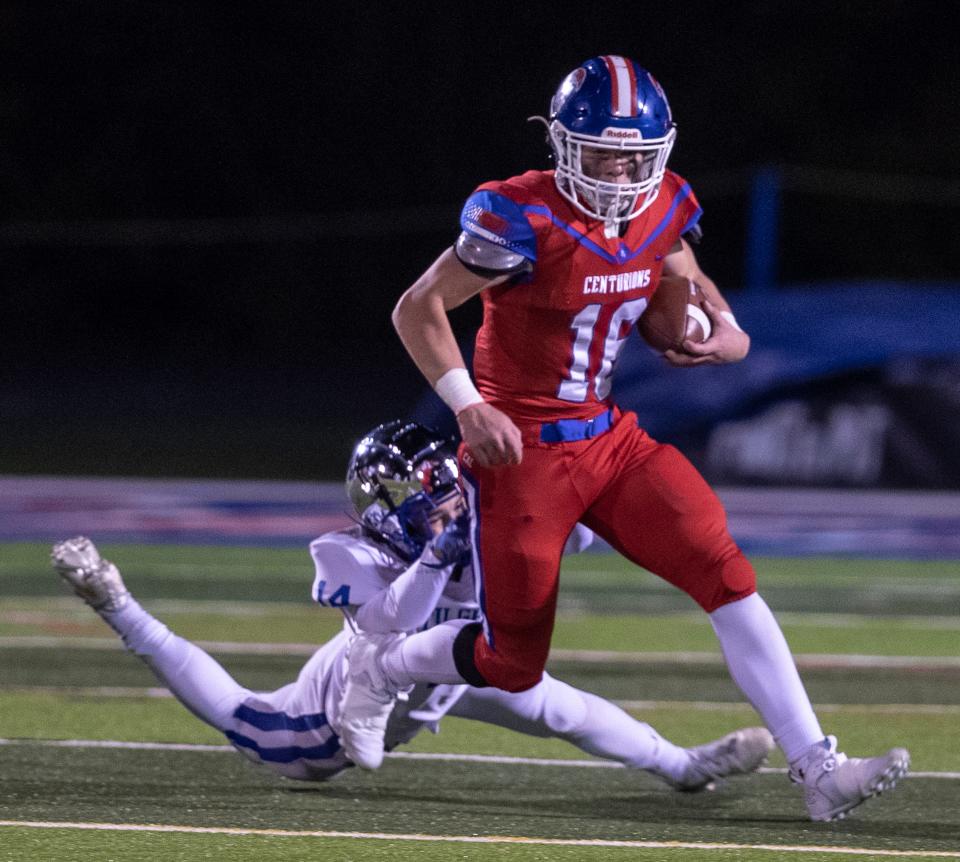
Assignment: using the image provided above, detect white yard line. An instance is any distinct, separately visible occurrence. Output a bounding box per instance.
[614,700,960,716]
[0,819,957,857]
[1,738,958,780]
[2,634,959,669]
[7,686,960,718]
[7,604,960,628]
[773,612,960,631]
[5,685,176,698]
[565,568,960,591]
[0,600,306,618]
[0,738,233,752]
[0,635,318,655]
[549,649,960,670]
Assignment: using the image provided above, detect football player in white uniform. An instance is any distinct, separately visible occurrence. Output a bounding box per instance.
[50,420,775,790]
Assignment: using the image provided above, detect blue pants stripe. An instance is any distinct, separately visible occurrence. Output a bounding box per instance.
[233,704,328,732]
[225,730,341,764]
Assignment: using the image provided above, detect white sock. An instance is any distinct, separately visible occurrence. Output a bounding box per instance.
[709,593,823,762]
[548,682,691,779]
[100,597,250,729]
[380,620,471,687]
[447,673,690,780]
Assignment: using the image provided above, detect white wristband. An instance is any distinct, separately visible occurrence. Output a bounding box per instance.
[434,368,484,415]
[720,310,744,332]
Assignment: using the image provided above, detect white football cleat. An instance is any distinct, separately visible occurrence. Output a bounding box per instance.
[669,726,775,792]
[51,536,129,613]
[338,631,406,770]
[790,735,910,821]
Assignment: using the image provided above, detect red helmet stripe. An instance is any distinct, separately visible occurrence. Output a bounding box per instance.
[602,55,620,115]
[622,59,638,115]
[603,55,637,117]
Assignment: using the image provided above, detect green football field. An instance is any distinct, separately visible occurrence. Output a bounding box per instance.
[2,541,959,861]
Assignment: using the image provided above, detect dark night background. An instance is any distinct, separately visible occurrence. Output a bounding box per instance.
[3,1,958,480]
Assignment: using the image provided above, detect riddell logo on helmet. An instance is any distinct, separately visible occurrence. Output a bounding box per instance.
[602,128,641,139]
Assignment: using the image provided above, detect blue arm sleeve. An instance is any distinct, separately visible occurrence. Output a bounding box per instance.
[680,208,703,243]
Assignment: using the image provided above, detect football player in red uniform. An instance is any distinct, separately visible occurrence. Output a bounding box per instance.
[342,56,909,821]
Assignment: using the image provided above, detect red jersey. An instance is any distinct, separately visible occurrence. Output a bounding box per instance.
[460,169,701,424]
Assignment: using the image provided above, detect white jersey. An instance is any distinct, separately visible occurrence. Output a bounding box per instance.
[227,523,593,780]
[309,526,481,632]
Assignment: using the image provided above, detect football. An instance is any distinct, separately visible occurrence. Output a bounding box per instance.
[637,275,712,353]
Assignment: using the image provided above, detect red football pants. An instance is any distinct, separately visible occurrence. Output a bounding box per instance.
[461,410,756,693]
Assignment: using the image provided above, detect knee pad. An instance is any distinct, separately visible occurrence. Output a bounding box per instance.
[539,676,588,737]
[700,551,757,613]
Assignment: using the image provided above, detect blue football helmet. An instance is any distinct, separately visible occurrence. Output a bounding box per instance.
[536,56,677,225]
[346,420,461,561]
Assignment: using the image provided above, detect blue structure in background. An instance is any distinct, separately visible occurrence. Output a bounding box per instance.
[413,280,960,444]
[4,475,959,557]
[744,166,781,294]
[615,281,960,440]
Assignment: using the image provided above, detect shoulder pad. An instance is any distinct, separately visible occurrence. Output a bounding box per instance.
[460,190,537,262]
[455,232,529,274]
